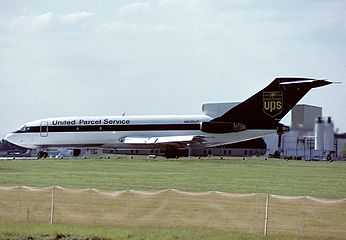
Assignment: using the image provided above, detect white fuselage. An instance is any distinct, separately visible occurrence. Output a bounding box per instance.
[5,114,276,150]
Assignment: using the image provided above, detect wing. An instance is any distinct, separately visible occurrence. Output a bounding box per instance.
[119,135,206,148]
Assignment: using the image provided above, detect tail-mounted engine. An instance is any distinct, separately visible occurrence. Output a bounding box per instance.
[200,122,246,134]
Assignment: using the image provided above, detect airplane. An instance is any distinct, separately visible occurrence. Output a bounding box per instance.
[5,77,332,158]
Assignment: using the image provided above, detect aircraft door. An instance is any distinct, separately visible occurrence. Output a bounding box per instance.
[40,121,49,137]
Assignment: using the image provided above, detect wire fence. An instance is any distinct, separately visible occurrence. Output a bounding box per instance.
[0,186,345,239]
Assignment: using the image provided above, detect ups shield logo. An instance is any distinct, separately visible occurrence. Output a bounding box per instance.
[263,91,283,117]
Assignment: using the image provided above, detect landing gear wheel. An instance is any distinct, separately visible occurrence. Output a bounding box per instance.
[38,151,48,159]
[165,151,179,159]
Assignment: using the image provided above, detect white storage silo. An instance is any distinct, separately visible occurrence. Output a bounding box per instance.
[324,117,334,152]
[314,117,324,151]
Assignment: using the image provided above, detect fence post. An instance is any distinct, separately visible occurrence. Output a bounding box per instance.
[264,193,270,236]
[50,186,55,224]
[255,190,259,234]
[16,186,21,223]
[301,195,305,239]
[26,209,31,223]
[90,188,94,225]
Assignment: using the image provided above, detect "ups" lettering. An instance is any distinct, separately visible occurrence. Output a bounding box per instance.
[263,91,283,117]
[264,101,282,112]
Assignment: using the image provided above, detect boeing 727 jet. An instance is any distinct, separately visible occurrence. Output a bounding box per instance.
[5,77,331,158]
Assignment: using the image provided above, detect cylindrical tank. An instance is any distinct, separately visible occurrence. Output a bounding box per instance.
[324,117,334,152]
[314,117,324,151]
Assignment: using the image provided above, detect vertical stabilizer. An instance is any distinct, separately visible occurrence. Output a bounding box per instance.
[211,78,331,129]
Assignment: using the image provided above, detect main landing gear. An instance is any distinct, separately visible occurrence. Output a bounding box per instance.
[38,151,48,159]
[164,148,189,159]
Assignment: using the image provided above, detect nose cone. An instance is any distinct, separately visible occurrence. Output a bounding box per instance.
[5,133,15,144]
[5,132,27,149]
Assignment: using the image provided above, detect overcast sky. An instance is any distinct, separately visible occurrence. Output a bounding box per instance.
[1,0,345,138]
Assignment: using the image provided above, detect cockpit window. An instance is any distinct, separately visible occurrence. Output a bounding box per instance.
[16,125,31,132]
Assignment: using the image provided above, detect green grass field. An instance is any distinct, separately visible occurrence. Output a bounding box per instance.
[1,156,346,240]
[0,222,308,240]
[0,156,345,198]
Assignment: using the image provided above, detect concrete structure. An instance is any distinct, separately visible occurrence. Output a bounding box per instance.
[291,104,322,132]
[335,133,346,160]
[314,117,325,151]
[324,117,335,152]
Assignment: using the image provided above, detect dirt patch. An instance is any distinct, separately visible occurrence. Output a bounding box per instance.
[0,234,110,240]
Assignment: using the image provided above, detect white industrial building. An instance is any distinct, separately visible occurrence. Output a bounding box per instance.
[265,104,344,160]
